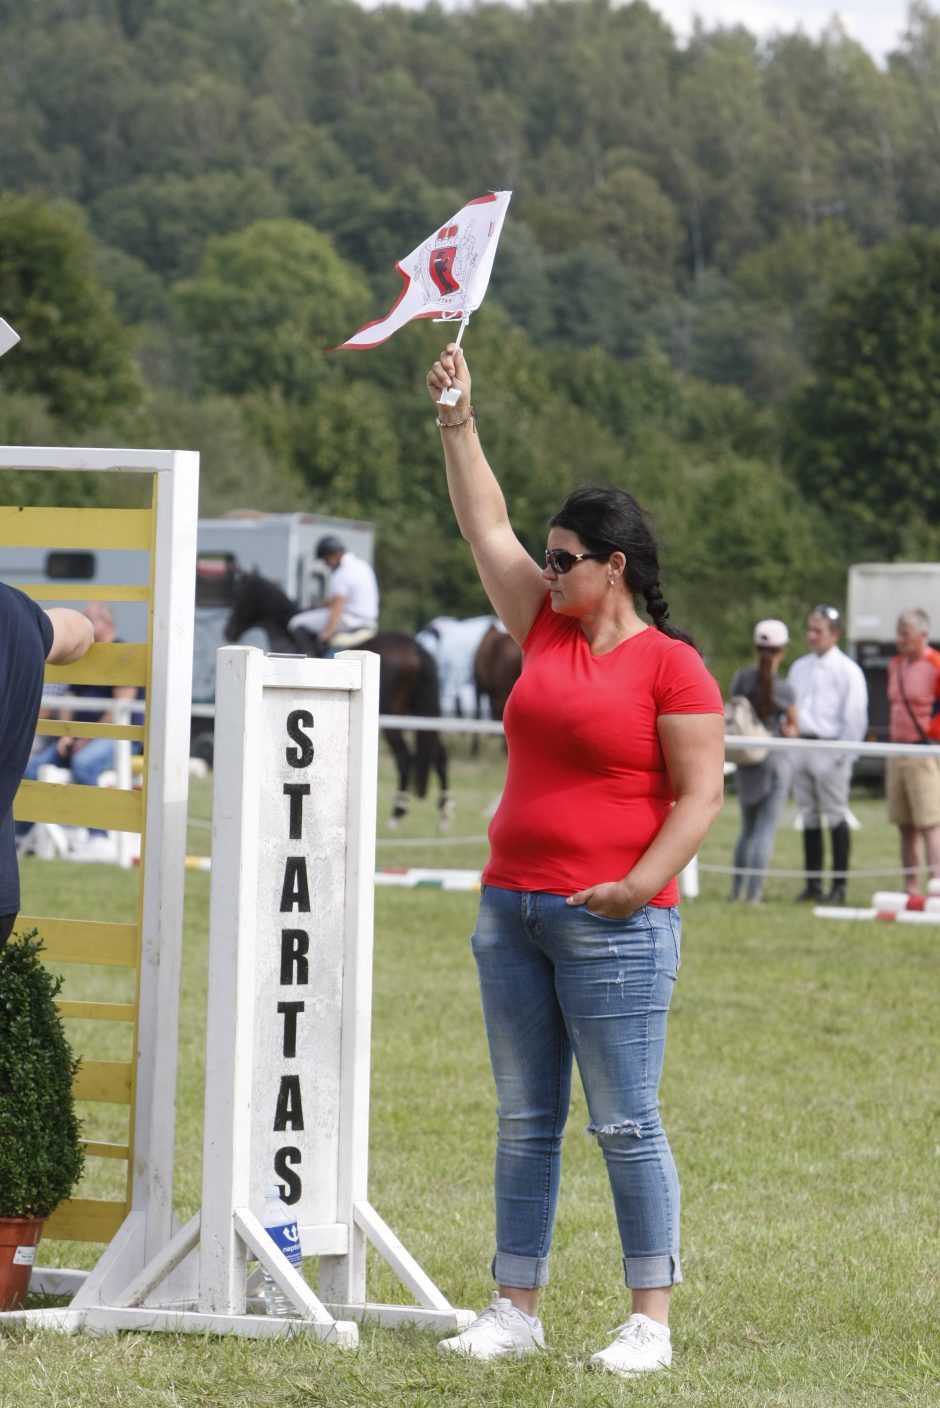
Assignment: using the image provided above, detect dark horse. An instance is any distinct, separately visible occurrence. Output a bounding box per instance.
[225,571,452,830]
[474,624,522,723]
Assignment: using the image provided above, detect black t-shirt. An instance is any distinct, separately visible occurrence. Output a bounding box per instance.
[0,584,53,912]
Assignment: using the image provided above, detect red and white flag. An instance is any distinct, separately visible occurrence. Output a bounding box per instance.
[336,191,512,350]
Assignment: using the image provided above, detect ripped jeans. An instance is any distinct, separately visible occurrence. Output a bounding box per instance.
[472,885,682,1292]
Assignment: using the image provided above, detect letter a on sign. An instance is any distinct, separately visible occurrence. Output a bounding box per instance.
[279,857,311,912]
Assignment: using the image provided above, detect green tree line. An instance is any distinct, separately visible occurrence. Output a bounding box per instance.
[1,0,940,680]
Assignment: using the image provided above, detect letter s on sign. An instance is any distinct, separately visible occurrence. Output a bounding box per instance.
[286,710,314,768]
[274,1147,302,1204]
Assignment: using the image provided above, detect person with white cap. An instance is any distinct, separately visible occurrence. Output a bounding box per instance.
[728,619,798,904]
[287,534,379,652]
[787,605,868,905]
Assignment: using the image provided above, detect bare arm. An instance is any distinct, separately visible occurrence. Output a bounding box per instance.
[42,609,95,758]
[44,608,94,665]
[566,712,726,916]
[320,595,347,641]
[427,344,544,646]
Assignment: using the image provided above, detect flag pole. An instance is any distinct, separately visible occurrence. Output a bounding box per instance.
[436,312,470,406]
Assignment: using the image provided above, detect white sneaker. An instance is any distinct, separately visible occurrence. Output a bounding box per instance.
[437,1295,545,1360]
[589,1313,672,1376]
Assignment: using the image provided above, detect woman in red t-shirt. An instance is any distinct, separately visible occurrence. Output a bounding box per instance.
[428,344,725,1378]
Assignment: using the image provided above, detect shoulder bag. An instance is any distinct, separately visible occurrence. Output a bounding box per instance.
[724,694,771,766]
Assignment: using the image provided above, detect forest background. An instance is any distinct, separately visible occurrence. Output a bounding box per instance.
[2,0,940,683]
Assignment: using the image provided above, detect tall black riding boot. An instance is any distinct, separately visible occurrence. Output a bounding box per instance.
[796,827,824,901]
[828,820,851,904]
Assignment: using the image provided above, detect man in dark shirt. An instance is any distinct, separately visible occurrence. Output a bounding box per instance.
[0,584,93,948]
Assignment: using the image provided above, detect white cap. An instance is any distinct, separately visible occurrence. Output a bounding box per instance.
[753,618,789,649]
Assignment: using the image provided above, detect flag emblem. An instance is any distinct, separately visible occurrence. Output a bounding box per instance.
[335,193,512,351]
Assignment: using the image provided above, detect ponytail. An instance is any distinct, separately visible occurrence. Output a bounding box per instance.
[755,649,775,720]
[641,581,697,649]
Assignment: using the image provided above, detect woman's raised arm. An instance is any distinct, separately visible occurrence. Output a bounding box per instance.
[427,344,545,646]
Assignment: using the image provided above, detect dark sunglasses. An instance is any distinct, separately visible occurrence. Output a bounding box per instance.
[544,548,610,575]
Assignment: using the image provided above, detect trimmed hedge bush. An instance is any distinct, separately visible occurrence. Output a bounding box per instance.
[0,931,84,1218]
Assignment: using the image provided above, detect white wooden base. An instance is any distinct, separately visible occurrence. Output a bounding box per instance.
[324,1303,476,1332]
[28,1268,88,1296]
[7,1200,471,1344]
[4,1304,358,1343]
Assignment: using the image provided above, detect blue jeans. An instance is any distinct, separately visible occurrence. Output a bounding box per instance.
[471,885,683,1291]
[732,763,791,900]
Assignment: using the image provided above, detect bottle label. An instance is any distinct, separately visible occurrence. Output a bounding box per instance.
[267,1219,303,1267]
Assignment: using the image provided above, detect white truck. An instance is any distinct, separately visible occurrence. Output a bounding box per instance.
[846,562,940,766]
[0,510,375,763]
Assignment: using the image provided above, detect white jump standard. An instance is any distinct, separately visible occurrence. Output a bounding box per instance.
[192,647,471,1340]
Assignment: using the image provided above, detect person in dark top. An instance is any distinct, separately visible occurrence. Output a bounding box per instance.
[728,619,798,904]
[22,601,141,848]
[0,584,93,948]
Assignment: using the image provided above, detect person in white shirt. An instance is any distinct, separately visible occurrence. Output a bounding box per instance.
[787,605,868,905]
[288,535,379,650]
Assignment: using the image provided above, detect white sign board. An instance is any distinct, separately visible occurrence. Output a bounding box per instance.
[250,681,352,1225]
[196,647,468,1337]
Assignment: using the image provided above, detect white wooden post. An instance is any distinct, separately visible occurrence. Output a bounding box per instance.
[199,646,264,1315]
[182,647,469,1339]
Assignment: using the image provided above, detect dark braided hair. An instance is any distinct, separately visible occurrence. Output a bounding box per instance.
[549,484,698,650]
[755,648,777,722]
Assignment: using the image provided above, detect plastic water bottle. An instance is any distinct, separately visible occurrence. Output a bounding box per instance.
[260,1185,303,1317]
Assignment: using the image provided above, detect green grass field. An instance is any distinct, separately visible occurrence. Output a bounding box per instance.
[2,743,938,1406]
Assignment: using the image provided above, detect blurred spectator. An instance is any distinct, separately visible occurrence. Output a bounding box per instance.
[23,602,141,845]
[788,605,868,905]
[885,609,940,896]
[728,619,798,904]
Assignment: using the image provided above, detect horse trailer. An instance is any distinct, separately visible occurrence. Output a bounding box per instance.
[0,510,374,763]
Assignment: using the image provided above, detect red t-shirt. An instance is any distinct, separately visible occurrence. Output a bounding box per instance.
[483,595,723,906]
[888,646,940,743]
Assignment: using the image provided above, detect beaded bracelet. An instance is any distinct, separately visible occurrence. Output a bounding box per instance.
[436,404,475,429]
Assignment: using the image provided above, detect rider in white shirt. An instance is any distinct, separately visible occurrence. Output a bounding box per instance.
[787,604,868,905]
[289,535,379,649]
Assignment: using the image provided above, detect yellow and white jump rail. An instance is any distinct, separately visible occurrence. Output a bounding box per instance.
[0,446,198,1326]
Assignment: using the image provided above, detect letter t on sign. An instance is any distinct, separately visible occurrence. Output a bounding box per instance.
[284,783,311,839]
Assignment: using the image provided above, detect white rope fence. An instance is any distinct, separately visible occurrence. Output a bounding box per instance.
[39,698,939,889]
[723,734,940,758]
[189,702,940,758]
